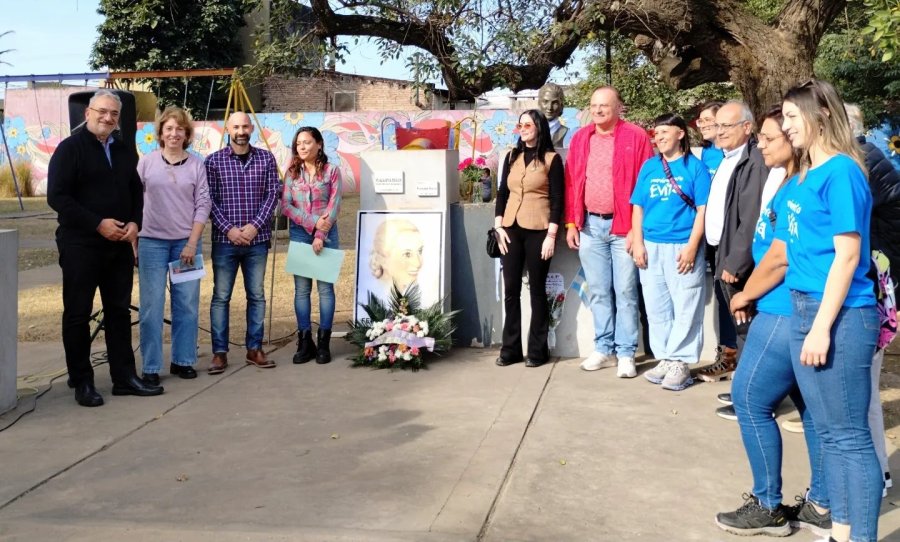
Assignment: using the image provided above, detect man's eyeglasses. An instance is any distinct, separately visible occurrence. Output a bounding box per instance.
[715,121,748,132]
[516,122,535,130]
[89,107,121,119]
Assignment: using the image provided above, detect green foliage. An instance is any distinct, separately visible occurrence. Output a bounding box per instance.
[241,0,323,83]
[741,0,785,24]
[90,0,257,113]
[568,32,738,127]
[860,0,900,62]
[815,28,900,127]
[0,161,35,198]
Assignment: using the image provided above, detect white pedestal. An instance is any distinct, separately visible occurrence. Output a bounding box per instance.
[357,150,459,315]
[0,229,18,414]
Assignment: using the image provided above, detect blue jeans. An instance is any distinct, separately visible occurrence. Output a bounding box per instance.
[578,214,639,357]
[290,223,338,331]
[791,292,880,542]
[210,242,269,353]
[138,237,202,373]
[732,311,826,511]
[638,240,705,363]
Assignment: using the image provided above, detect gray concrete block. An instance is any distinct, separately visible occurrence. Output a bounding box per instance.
[0,229,18,414]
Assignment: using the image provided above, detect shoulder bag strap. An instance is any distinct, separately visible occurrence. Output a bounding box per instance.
[660,155,696,210]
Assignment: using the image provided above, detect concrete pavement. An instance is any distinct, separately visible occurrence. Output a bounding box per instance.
[2,341,899,541]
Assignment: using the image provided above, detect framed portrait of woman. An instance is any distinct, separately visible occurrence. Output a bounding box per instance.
[355,210,445,320]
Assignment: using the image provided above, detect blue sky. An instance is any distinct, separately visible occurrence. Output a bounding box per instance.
[0,0,582,96]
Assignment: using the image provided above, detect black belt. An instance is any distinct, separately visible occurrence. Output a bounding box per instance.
[588,212,614,220]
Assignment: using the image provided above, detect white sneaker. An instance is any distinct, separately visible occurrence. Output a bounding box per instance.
[616,356,637,378]
[781,417,804,434]
[660,361,694,391]
[580,352,617,371]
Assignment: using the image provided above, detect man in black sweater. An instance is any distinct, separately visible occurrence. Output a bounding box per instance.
[47,90,163,407]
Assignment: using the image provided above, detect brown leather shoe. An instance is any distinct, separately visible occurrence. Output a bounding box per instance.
[208,352,228,375]
[246,349,276,368]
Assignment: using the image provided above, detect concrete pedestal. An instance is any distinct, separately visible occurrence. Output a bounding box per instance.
[0,229,18,414]
[357,150,458,316]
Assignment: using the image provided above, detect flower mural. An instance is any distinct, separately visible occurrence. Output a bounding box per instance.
[3,116,28,148]
[136,123,157,155]
[0,107,590,195]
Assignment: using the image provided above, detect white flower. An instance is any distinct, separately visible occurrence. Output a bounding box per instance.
[416,331,425,338]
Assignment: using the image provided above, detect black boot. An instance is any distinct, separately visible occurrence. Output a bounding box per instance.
[293,329,317,364]
[316,329,332,364]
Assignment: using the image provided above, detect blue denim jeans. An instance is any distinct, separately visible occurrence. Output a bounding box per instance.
[732,311,826,511]
[638,240,705,363]
[791,292,880,542]
[290,223,338,331]
[578,214,639,357]
[138,237,201,374]
[210,242,269,353]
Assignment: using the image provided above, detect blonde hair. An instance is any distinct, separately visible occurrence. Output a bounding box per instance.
[783,79,866,182]
[156,106,194,150]
[368,218,421,279]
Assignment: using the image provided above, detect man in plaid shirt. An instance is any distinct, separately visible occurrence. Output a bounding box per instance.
[205,112,281,374]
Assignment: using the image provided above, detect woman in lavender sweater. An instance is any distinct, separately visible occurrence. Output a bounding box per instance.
[137,107,211,384]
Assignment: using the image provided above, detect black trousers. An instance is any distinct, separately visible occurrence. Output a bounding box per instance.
[500,224,552,362]
[58,240,137,386]
[706,244,751,345]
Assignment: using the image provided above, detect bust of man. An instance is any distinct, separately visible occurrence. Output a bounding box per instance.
[538,82,568,147]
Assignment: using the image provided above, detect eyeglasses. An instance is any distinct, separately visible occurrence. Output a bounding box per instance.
[516,122,535,130]
[757,132,785,144]
[715,121,747,132]
[89,107,121,119]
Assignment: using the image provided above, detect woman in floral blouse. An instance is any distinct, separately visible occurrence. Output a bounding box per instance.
[282,127,342,364]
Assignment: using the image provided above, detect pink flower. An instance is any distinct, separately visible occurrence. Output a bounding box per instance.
[401,323,409,331]
[411,347,420,356]
[385,322,394,331]
[458,157,473,171]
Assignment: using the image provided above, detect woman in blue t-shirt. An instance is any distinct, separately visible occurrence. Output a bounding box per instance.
[716,107,828,538]
[630,114,711,391]
[733,79,880,542]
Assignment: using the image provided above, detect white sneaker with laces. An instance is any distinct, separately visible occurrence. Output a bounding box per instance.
[616,356,637,378]
[661,361,694,391]
[580,352,617,371]
[644,360,672,384]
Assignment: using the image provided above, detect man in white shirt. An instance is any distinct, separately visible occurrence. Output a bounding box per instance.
[699,100,768,385]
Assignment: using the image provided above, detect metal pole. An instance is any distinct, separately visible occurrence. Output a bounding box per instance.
[0,123,24,210]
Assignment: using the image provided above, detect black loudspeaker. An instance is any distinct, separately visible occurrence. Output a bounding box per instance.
[68,90,137,154]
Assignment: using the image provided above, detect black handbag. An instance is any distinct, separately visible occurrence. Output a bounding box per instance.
[486,228,502,258]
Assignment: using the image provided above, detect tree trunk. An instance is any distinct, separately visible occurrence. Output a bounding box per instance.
[303,0,846,113]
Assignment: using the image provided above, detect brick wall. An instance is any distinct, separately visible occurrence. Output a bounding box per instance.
[262,73,435,112]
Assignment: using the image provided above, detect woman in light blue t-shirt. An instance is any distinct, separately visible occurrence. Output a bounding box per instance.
[733,79,879,542]
[716,107,827,538]
[630,113,710,391]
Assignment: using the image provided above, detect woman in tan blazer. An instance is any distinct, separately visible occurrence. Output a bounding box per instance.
[493,109,564,367]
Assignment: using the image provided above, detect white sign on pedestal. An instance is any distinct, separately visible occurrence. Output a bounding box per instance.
[373,171,405,194]
[416,180,440,197]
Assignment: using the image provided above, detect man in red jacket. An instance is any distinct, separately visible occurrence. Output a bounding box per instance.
[565,86,653,379]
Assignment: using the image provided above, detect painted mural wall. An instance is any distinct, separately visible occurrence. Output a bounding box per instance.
[3,88,898,196]
[1,88,589,195]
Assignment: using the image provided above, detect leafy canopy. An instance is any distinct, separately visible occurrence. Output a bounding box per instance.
[90,0,257,113]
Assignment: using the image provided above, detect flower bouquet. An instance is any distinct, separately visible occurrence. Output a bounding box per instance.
[346,285,457,371]
[547,290,566,350]
[458,156,487,202]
